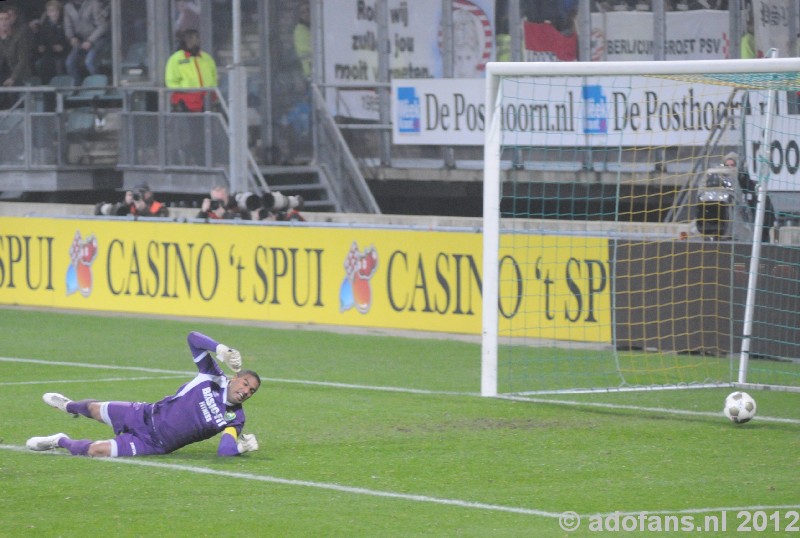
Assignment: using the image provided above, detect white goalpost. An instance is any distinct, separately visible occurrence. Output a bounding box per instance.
[482,57,800,397]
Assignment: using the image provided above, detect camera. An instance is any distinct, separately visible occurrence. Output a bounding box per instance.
[262,191,303,211]
[132,192,142,202]
[235,191,263,212]
[209,199,223,211]
[95,202,115,216]
[696,167,736,239]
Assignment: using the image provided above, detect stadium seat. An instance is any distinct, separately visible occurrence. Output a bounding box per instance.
[67,74,123,109]
[42,75,76,111]
[120,41,148,80]
[65,74,109,108]
[48,74,75,88]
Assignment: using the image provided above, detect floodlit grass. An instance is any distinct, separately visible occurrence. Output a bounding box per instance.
[1,308,798,536]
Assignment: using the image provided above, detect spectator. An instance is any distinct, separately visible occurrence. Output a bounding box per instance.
[7,4,32,52]
[0,6,31,108]
[293,1,311,79]
[30,0,69,84]
[722,152,774,242]
[165,28,218,113]
[196,185,242,220]
[740,14,756,59]
[63,0,109,81]
[495,0,511,61]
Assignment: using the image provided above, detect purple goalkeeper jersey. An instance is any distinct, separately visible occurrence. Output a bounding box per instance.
[147,332,246,453]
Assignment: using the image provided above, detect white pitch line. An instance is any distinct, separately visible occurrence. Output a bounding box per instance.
[499,395,800,425]
[0,356,191,375]
[0,375,189,387]
[2,445,798,520]
[2,356,799,425]
[0,445,558,517]
[0,356,476,396]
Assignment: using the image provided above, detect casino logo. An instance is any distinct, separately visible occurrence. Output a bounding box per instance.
[66,231,98,297]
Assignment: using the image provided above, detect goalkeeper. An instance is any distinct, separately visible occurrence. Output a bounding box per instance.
[26,331,261,458]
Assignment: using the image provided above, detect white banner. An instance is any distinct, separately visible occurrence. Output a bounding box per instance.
[393,76,744,147]
[393,78,485,145]
[392,76,800,191]
[753,0,793,59]
[745,90,800,191]
[590,10,730,61]
[323,0,495,120]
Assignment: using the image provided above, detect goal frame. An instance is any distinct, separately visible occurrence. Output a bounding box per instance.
[481,57,800,397]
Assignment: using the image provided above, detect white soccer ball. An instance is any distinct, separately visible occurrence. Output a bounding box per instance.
[723,391,757,424]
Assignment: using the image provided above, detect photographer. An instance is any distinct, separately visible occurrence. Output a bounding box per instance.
[196,185,242,220]
[94,184,168,218]
[722,152,774,242]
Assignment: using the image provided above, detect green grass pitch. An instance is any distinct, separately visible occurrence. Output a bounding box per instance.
[0,307,798,536]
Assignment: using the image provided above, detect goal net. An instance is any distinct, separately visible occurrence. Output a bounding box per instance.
[482,58,800,397]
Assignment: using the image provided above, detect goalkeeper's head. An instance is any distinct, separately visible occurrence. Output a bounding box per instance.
[227,370,260,405]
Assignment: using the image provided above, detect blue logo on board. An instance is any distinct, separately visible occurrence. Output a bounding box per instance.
[396,86,421,134]
[583,85,608,134]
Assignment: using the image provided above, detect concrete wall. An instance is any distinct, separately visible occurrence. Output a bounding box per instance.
[3,201,799,245]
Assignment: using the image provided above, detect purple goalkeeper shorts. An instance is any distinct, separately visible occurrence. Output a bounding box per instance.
[100,401,167,457]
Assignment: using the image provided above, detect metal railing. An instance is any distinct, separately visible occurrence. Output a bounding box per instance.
[0,85,121,169]
[116,86,269,194]
[311,83,381,214]
[664,88,743,224]
[0,84,272,194]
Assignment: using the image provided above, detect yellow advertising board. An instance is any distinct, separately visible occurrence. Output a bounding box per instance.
[0,217,611,342]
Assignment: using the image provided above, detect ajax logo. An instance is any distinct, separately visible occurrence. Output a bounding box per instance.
[66,231,98,297]
[340,242,378,314]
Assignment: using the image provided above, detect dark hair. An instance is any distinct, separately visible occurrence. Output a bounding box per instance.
[236,369,261,387]
[176,28,200,52]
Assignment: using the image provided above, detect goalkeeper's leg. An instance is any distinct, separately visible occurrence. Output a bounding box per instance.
[43,393,100,420]
[65,398,101,420]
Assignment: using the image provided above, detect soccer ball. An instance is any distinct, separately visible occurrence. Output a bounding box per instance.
[723,391,757,424]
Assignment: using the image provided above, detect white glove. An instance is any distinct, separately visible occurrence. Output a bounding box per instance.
[236,433,259,454]
[215,344,242,372]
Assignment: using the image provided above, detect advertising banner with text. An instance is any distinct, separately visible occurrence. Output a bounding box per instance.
[0,217,611,343]
[323,0,495,120]
[393,76,747,147]
[588,10,730,62]
[753,0,793,60]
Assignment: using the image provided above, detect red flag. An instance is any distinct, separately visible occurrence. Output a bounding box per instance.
[523,21,577,62]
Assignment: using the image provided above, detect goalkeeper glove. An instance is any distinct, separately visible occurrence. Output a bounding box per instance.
[215,344,242,372]
[236,433,259,454]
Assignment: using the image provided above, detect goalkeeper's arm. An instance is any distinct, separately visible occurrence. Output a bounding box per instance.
[187,332,242,372]
[218,427,259,456]
[214,343,242,372]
